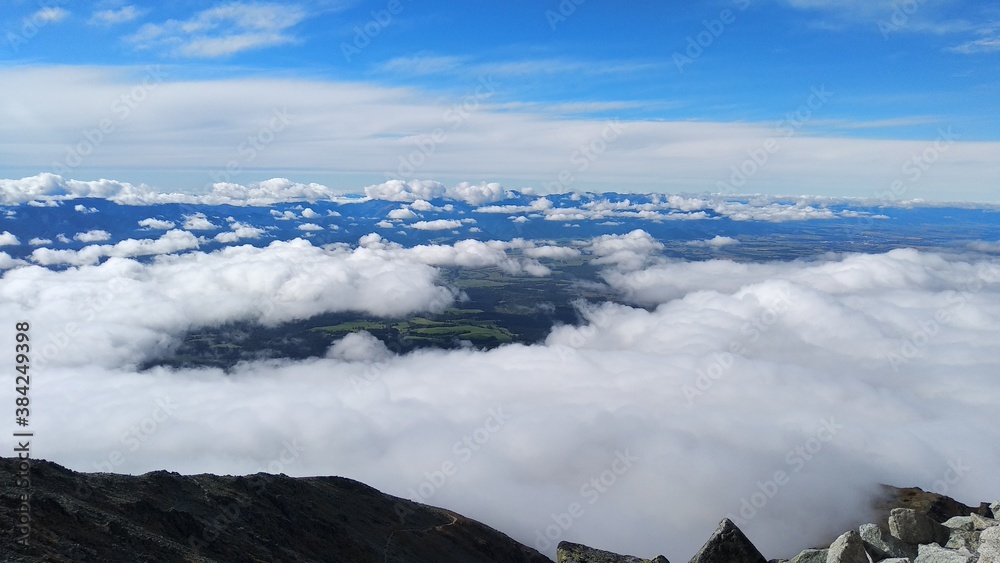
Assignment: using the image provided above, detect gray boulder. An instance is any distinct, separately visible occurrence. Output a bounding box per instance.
[889,508,950,545]
[860,522,916,560]
[979,526,1000,563]
[688,518,767,563]
[971,513,999,530]
[827,530,871,563]
[557,541,668,563]
[879,560,911,563]
[992,501,1000,520]
[942,516,975,531]
[914,544,973,563]
[944,529,979,551]
[789,549,827,563]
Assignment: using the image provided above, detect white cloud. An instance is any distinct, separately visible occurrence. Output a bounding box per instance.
[214,222,266,243]
[387,207,418,220]
[297,223,323,232]
[410,199,440,212]
[89,6,144,26]
[300,208,319,219]
[138,218,176,230]
[687,235,740,248]
[32,230,201,267]
[2,69,999,202]
[410,219,463,231]
[523,245,582,260]
[326,331,391,362]
[182,213,218,231]
[126,3,307,58]
[0,231,19,246]
[28,238,52,246]
[586,229,665,270]
[74,230,112,243]
[949,35,1000,54]
[13,246,1000,562]
[365,180,447,203]
[9,238,455,366]
[0,252,19,269]
[34,7,70,24]
[447,182,509,206]
[74,204,98,213]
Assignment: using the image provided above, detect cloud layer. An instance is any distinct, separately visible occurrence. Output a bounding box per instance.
[3,233,998,561]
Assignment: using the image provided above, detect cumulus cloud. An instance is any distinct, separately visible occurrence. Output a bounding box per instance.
[523,245,582,260]
[32,230,201,266]
[387,207,418,220]
[0,231,19,246]
[138,218,176,230]
[326,331,391,362]
[297,223,323,232]
[28,238,52,246]
[182,213,218,230]
[13,245,999,562]
[0,175,347,207]
[586,229,665,270]
[74,204,98,213]
[214,222,266,243]
[74,230,111,243]
[365,179,447,202]
[410,219,464,231]
[8,238,456,367]
[300,208,319,219]
[365,180,510,206]
[447,181,508,206]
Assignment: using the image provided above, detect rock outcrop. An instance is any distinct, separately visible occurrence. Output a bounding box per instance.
[687,518,768,563]
[556,541,669,563]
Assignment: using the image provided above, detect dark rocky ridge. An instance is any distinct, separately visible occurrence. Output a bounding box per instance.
[0,458,550,562]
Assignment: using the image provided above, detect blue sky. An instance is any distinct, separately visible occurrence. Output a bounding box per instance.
[1,0,998,200]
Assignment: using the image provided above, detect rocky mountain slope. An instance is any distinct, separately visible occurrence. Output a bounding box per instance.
[1,458,996,562]
[0,458,550,562]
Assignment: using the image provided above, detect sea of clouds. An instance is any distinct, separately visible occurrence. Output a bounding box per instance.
[1,220,999,559]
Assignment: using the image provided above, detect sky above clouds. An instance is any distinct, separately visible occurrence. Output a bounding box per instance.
[1,0,998,201]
